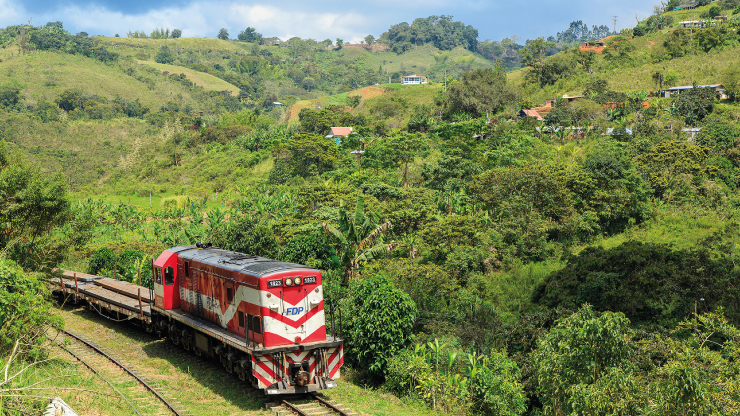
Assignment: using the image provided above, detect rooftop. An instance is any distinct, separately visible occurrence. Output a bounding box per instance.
[171,245,316,278]
[328,127,353,137]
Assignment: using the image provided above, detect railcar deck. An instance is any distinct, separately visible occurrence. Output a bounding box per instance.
[50,272,152,322]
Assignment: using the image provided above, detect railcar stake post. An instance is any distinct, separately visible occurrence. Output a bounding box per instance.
[138,288,144,319]
[114,262,117,280]
[74,273,79,294]
[138,268,141,287]
[60,274,65,299]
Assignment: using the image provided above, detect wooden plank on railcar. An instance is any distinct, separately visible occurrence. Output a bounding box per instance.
[93,278,154,303]
[80,286,152,316]
[54,269,102,282]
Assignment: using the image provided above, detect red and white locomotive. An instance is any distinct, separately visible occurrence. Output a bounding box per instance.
[151,244,343,394]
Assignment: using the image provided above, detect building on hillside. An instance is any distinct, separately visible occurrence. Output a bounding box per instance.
[679,20,707,28]
[682,127,702,141]
[663,84,725,98]
[520,109,544,121]
[401,75,428,85]
[605,128,634,137]
[675,1,700,10]
[580,39,606,53]
[325,127,353,145]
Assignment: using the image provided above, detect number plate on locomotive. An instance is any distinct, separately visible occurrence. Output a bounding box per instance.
[268,279,282,287]
[303,276,317,284]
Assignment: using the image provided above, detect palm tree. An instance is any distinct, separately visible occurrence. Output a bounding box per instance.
[322,194,395,283]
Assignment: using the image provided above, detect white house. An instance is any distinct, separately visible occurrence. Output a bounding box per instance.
[401,75,428,85]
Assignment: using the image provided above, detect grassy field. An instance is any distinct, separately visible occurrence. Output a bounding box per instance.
[0,52,163,107]
[137,60,240,95]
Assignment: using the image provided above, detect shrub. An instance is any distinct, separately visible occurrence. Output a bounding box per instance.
[87,247,116,275]
[534,305,633,416]
[117,249,150,284]
[0,260,63,359]
[347,275,417,381]
[385,349,431,395]
[471,351,527,416]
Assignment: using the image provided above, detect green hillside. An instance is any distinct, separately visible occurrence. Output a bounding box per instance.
[136,60,240,94]
[0,53,162,108]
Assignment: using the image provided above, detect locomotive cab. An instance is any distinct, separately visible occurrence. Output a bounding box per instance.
[153,249,181,309]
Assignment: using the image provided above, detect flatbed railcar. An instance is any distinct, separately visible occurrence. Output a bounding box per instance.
[50,244,344,395]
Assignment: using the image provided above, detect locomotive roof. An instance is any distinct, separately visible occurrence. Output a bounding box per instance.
[169,245,318,277]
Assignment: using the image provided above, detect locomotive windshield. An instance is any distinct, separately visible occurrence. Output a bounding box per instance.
[164,266,174,285]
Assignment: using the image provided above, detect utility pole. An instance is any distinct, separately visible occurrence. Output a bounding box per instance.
[613,16,618,34]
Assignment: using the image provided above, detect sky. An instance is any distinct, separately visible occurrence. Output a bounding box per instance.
[1,0,656,43]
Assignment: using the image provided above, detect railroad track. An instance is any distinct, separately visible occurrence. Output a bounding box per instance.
[51,329,192,416]
[267,393,359,416]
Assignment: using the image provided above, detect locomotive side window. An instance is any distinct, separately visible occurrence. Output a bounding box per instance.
[164,266,174,285]
[247,314,262,333]
[226,286,233,303]
[238,311,244,327]
[155,268,162,284]
[184,261,190,277]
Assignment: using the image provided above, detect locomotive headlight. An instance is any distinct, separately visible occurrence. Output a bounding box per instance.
[285,278,293,286]
[294,277,302,285]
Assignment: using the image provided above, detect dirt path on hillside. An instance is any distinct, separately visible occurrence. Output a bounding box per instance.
[286,85,388,123]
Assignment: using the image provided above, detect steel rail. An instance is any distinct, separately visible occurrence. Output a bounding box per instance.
[281,398,309,415]
[281,394,352,416]
[62,329,184,416]
[54,339,143,416]
[310,393,353,416]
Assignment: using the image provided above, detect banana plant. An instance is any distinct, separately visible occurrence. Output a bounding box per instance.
[321,193,395,283]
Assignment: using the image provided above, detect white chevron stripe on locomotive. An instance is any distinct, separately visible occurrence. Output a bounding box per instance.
[286,350,311,362]
[262,311,326,339]
[178,285,326,338]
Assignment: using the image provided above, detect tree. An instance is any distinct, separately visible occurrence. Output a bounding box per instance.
[217,28,229,40]
[447,68,518,119]
[724,67,740,102]
[366,131,429,186]
[322,193,394,283]
[155,46,175,64]
[0,85,22,109]
[237,27,262,43]
[519,37,555,67]
[535,305,633,416]
[287,134,338,177]
[633,139,712,195]
[672,87,715,125]
[335,38,343,49]
[55,89,85,111]
[0,141,70,270]
[347,275,417,380]
[364,34,375,45]
[171,29,182,39]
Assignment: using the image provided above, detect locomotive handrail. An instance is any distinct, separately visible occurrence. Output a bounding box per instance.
[248,314,264,349]
[330,305,343,341]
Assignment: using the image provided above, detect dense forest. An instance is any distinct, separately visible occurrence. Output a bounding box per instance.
[3,1,740,414]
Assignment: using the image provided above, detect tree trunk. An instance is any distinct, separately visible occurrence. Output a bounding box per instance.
[403,161,409,187]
